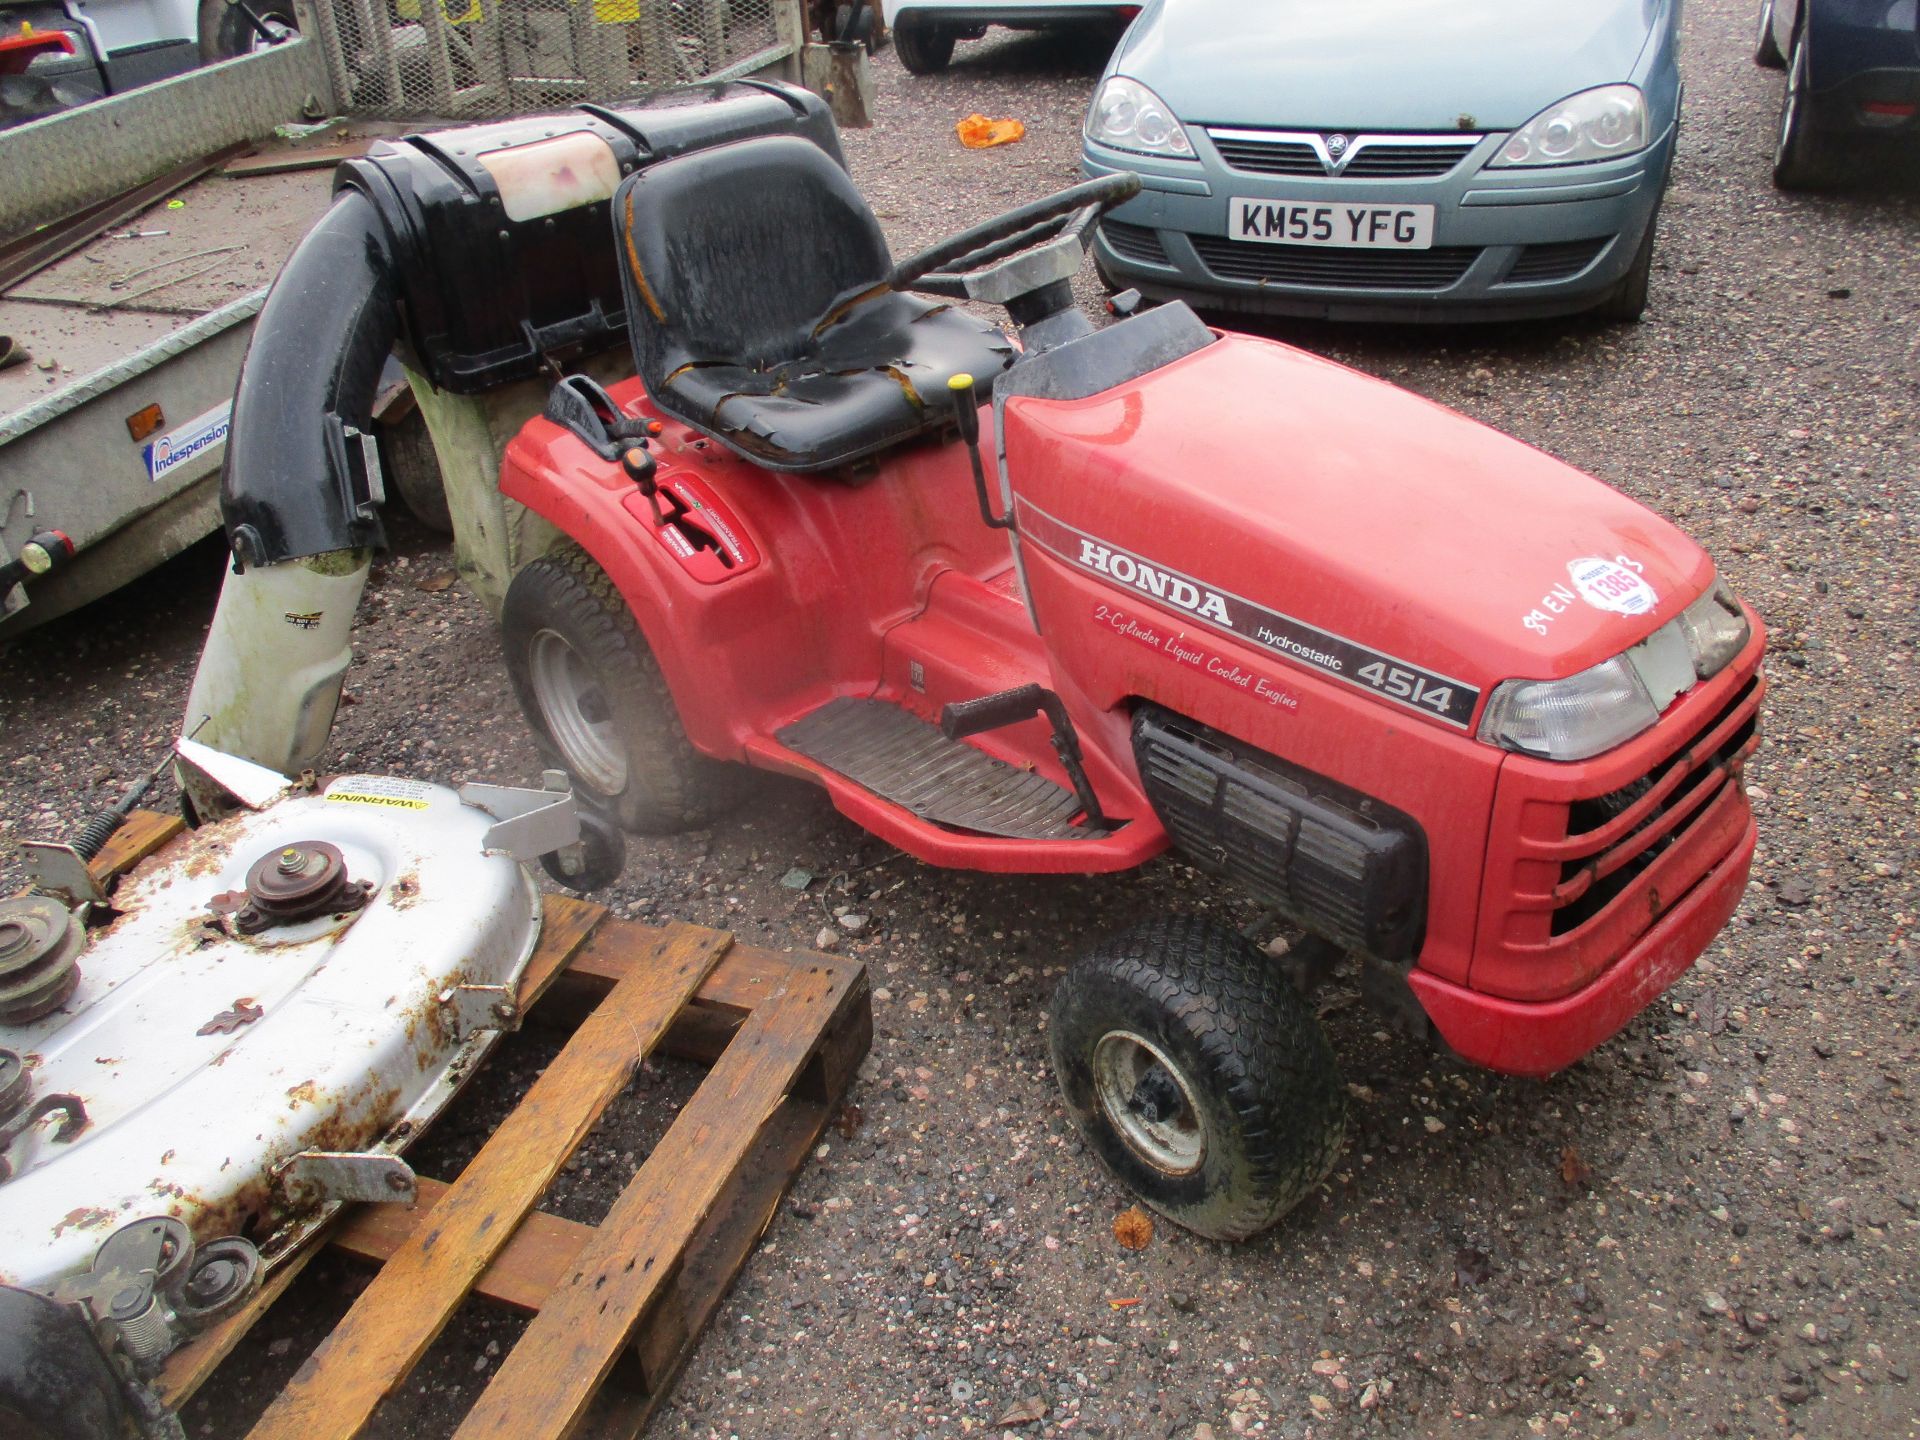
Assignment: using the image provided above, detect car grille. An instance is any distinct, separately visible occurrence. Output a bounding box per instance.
[1190,235,1479,290]
[1504,237,1611,284]
[1341,142,1478,178]
[1210,135,1323,175]
[1099,220,1170,266]
[1207,130,1479,179]
[1549,676,1763,937]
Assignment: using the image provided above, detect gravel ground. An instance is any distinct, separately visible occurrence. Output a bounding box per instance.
[3,1,1918,1435]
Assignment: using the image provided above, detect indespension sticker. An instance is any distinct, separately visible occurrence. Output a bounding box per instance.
[1017,500,1479,729]
[143,401,232,483]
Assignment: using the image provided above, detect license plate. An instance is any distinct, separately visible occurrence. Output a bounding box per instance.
[1228,199,1436,250]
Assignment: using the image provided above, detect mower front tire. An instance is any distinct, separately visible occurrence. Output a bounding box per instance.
[501,545,739,834]
[1049,917,1346,1242]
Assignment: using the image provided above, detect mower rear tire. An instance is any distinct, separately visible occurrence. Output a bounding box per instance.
[501,544,739,834]
[1049,916,1346,1242]
[379,407,453,534]
[893,15,955,73]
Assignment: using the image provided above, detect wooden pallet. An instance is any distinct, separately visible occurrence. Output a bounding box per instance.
[92,812,870,1440]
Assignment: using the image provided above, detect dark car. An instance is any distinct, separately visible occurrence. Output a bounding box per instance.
[1758,0,1920,187]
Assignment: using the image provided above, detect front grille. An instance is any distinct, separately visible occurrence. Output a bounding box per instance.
[1550,677,1764,936]
[1190,235,1479,290]
[1100,220,1170,266]
[1340,142,1476,178]
[1133,706,1427,964]
[1208,131,1478,179]
[1504,237,1610,284]
[1210,135,1324,176]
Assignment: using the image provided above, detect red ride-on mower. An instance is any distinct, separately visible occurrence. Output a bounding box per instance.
[184,87,1765,1240]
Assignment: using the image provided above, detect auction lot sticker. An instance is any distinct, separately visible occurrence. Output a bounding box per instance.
[1568,555,1658,617]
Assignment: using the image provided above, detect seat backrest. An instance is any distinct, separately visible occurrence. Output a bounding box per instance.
[614,136,891,382]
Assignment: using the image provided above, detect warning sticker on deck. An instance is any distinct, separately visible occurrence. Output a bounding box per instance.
[325,775,434,810]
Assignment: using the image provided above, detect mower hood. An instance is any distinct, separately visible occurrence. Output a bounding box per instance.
[1003,330,1715,728]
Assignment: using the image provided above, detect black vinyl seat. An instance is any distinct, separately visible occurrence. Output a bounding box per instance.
[613,136,1015,473]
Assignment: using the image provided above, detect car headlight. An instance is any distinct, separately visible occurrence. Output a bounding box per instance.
[1489,84,1649,167]
[1677,577,1751,679]
[1479,578,1753,762]
[1086,76,1194,159]
[1479,655,1661,762]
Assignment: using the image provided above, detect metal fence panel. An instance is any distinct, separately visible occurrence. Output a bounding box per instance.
[315,0,802,120]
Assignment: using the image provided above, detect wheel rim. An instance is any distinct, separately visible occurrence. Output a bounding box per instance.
[246,14,296,52]
[1779,37,1804,162]
[1092,1030,1207,1176]
[527,629,628,795]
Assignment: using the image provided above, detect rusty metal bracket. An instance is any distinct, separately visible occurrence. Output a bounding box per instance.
[437,983,520,1039]
[279,1150,417,1206]
[173,737,293,819]
[0,1092,90,1184]
[18,841,107,908]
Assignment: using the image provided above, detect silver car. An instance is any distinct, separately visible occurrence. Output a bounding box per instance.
[1083,0,1683,322]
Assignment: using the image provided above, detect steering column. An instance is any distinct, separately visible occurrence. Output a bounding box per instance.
[887,172,1141,353]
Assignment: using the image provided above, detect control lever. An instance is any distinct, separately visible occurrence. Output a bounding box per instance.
[940,683,1108,830]
[946,373,1012,531]
[621,443,665,528]
[546,375,662,458]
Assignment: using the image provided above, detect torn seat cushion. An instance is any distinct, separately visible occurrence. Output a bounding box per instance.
[615,136,1014,473]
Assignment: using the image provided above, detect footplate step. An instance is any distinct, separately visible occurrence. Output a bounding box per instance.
[777,697,1099,841]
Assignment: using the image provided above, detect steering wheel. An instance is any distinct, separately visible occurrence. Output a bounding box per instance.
[887,172,1142,296]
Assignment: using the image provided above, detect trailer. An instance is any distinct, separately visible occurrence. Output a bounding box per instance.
[0,165,344,634]
[0,29,341,635]
[0,0,820,637]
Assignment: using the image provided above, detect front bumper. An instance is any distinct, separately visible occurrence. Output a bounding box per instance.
[1410,624,1766,1077]
[885,1,1135,24]
[1806,65,1920,136]
[1085,124,1675,322]
[1407,813,1755,1077]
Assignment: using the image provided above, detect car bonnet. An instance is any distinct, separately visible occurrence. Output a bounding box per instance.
[1114,0,1664,134]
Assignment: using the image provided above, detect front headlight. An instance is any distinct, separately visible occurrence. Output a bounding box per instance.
[1480,578,1753,761]
[1488,84,1649,167]
[1677,577,1751,679]
[1478,655,1661,762]
[1086,76,1194,159]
